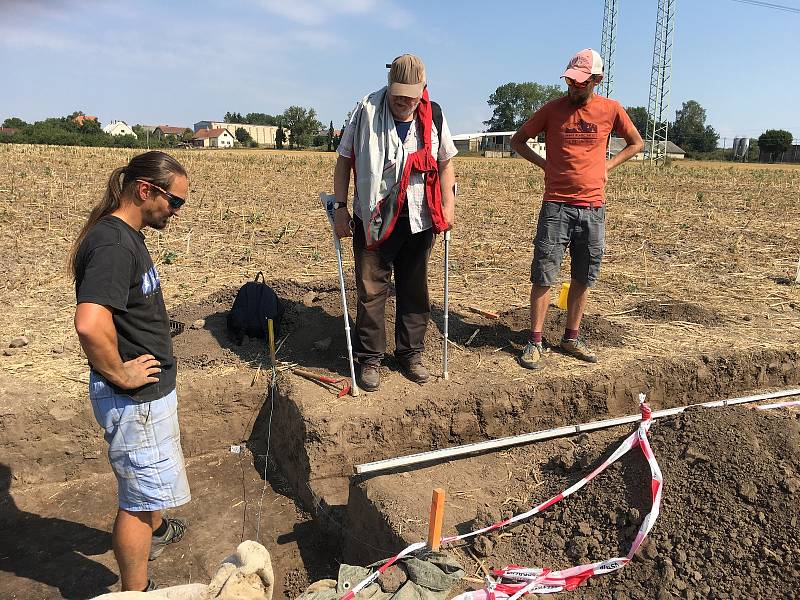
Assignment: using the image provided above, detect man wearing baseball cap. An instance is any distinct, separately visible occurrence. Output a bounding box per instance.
[511,48,643,370]
[332,53,457,391]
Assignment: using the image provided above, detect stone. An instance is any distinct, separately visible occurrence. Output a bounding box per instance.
[779,477,799,494]
[302,291,318,307]
[737,481,758,504]
[9,336,28,348]
[642,538,659,560]
[577,522,592,536]
[682,445,711,464]
[3,348,18,356]
[191,319,206,330]
[51,346,65,354]
[313,337,332,351]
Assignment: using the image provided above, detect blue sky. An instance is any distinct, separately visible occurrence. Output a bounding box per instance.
[3,0,798,144]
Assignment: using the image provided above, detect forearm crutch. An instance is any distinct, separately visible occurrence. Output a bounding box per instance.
[443,182,456,380]
[319,193,360,396]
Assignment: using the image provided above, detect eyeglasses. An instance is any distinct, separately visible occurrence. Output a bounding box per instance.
[564,76,594,89]
[137,180,186,209]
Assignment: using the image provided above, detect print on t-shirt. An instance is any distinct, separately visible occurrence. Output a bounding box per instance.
[564,118,599,146]
[142,265,161,297]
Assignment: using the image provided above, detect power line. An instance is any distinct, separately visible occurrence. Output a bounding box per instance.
[728,0,800,13]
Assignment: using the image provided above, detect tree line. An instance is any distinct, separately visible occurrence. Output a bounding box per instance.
[0,107,339,151]
[0,113,196,149]
[224,106,338,150]
[484,82,795,161]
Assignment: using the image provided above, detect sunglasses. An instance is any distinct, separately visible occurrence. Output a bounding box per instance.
[564,76,594,89]
[137,180,186,209]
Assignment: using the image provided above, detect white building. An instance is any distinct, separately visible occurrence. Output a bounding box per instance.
[452,131,546,158]
[609,137,685,160]
[103,120,137,138]
[194,121,285,147]
[191,128,235,148]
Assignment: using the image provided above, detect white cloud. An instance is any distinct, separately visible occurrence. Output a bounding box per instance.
[254,0,368,25]
[253,0,411,27]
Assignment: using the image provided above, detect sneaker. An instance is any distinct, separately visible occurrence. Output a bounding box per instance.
[559,338,598,363]
[398,358,429,384]
[149,517,187,561]
[359,364,380,392]
[519,341,544,370]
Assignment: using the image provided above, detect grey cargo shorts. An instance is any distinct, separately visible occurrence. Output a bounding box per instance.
[530,201,605,287]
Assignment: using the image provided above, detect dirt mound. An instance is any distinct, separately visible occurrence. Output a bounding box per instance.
[468,407,800,598]
[634,300,720,326]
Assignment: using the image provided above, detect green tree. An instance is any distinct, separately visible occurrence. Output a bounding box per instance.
[670,100,719,153]
[281,106,322,148]
[746,138,760,162]
[484,82,563,131]
[181,128,194,143]
[758,129,793,162]
[235,127,253,144]
[245,113,277,126]
[275,125,286,149]
[327,121,335,152]
[2,117,28,129]
[224,111,244,123]
[625,106,648,139]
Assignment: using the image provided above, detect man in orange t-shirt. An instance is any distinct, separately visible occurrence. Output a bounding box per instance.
[510,48,643,370]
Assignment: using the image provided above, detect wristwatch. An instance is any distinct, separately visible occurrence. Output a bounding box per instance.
[333,201,347,210]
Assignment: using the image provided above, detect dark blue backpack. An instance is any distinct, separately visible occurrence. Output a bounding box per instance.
[227,272,284,343]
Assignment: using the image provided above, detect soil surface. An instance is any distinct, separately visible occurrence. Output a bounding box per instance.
[351,406,800,599]
[0,448,338,600]
[2,148,800,598]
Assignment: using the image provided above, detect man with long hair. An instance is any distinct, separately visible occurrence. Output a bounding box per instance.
[333,54,457,391]
[511,49,643,370]
[71,150,190,591]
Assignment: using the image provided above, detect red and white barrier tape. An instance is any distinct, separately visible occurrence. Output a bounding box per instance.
[340,395,662,600]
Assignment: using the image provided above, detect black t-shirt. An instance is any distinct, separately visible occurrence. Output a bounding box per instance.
[75,215,176,402]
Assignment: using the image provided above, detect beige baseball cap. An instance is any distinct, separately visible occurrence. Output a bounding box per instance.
[386,54,425,97]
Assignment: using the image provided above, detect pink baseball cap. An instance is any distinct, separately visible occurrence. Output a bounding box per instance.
[562,48,603,83]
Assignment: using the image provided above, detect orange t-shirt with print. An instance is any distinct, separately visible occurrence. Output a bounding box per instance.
[520,95,637,207]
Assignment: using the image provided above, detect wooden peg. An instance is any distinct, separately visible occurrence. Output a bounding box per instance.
[267,318,276,365]
[427,488,446,551]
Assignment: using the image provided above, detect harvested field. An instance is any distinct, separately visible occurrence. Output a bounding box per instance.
[1,144,799,598]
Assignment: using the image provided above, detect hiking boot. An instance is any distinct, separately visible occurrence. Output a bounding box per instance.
[359,364,380,392]
[398,358,429,384]
[149,517,187,561]
[560,338,598,363]
[519,341,544,370]
[144,579,157,592]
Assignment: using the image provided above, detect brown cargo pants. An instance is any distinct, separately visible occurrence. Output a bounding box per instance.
[352,215,434,366]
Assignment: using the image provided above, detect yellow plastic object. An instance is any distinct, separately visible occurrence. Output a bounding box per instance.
[556,282,570,310]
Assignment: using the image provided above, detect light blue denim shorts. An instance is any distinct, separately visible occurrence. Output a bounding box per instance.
[89,372,191,512]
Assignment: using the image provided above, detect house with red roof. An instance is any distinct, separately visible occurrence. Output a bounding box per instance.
[191,128,235,148]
